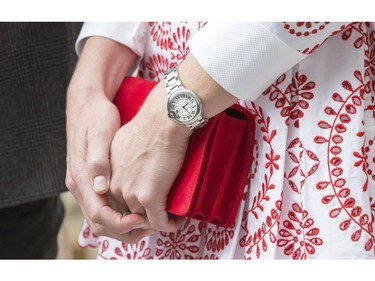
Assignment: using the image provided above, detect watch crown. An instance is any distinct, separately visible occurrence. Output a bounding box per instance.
[168,111,176,119]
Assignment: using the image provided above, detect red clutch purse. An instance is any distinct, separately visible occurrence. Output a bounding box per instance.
[114,77,255,227]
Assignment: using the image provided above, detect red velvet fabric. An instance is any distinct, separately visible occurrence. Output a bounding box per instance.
[114,77,255,227]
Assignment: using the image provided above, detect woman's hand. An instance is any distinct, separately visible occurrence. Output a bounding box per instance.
[108,82,191,232]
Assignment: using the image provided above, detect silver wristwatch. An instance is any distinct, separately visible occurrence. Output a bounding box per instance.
[164,66,208,130]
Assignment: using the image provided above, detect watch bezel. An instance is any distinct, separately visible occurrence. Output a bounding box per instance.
[167,88,203,125]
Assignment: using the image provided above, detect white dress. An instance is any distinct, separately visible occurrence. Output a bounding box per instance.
[77,22,375,259]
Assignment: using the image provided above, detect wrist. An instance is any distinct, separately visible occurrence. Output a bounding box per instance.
[177,54,239,119]
[136,82,192,142]
[67,81,108,101]
[70,36,138,101]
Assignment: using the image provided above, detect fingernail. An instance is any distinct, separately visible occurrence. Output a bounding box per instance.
[93,176,108,193]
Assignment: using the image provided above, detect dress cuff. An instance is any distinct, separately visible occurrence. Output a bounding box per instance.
[75,22,148,58]
[189,22,307,101]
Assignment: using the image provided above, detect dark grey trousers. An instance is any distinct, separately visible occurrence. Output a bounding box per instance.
[0,196,64,259]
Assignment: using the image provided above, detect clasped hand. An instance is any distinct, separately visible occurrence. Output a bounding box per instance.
[109,84,192,233]
[66,82,191,244]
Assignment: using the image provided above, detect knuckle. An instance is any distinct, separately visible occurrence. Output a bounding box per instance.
[122,191,136,203]
[91,224,106,236]
[65,175,75,190]
[87,158,108,172]
[69,162,85,181]
[137,193,153,208]
[89,209,102,225]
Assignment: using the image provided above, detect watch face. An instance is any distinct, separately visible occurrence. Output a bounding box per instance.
[167,89,201,123]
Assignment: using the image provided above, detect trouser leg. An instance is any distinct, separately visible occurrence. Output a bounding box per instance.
[0,196,65,259]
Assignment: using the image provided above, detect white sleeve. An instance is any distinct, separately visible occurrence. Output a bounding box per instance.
[189,22,349,101]
[75,22,149,58]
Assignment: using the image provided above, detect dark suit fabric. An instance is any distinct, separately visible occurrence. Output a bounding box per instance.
[0,22,81,207]
[0,22,82,258]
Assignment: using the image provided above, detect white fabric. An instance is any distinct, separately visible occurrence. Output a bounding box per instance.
[189,22,307,100]
[77,22,375,259]
[76,22,347,101]
[75,22,148,57]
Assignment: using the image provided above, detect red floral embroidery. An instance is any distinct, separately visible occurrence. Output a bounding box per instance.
[111,240,152,260]
[168,25,191,63]
[205,226,235,252]
[78,222,99,248]
[263,72,315,128]
[239,102,282,259]
[242,200,282,259]
[199,22,208,29]
[286,72,315,128]
[155,219,202,259]
[285,137,320,193]
[277,203,323,259]
[283,22,330,37]
[341,22,369,49]
[82,224,92,239]
[139,54,171,81]
[99,239,109,257]
[245,104,278,220]
[283,22,349,54]
[150,22,171,50]
[314,70,375,251]
[202,254,219,259]
[353,139,373,184]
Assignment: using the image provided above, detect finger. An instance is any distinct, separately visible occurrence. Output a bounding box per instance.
[107,187,152,230]
[66,108,152,241]
[106,192,128,213]
[67,128,89,197]
[76,184,150,236]
[111,212,156,243]
[106,177,132,214]
[101,226,156,244]
[126,197,146,218]
[86,126,117,194]
[105,188,150,230]
[136,190,182,231]
[67,131,148,236]
[145,207,185,232]
[94,206,148,235]
[83,207,155,244]
[110,174,145,218]
[65,160,76,194]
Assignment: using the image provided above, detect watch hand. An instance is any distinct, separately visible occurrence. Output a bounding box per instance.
[182,103,190,113]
